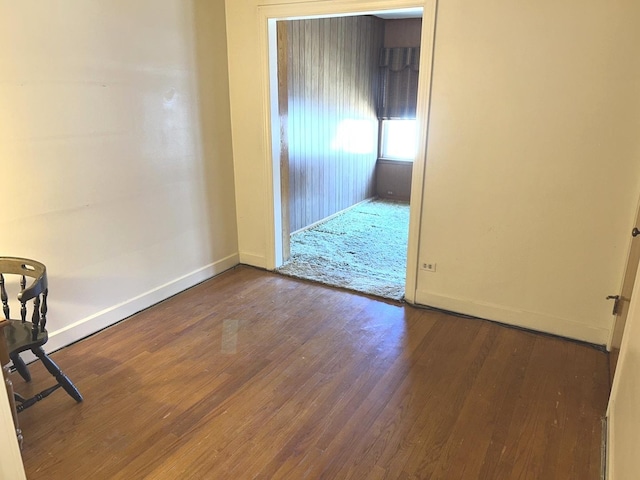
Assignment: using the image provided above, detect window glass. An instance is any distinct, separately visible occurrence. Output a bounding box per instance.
[380,119,418,161]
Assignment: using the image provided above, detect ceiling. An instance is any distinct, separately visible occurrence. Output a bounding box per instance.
[372,8,423,19]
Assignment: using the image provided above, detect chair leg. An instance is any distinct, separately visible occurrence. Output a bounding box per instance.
[9,353,31,383]
[14,385,62,413]
[31,348,83,403]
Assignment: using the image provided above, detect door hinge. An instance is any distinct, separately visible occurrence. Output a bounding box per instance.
[606,295,621,315]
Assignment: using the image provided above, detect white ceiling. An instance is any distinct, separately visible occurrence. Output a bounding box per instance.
[373,8,423,19]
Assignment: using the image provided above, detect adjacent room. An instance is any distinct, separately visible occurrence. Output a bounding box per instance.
[1,0,640,479]
[275,13,421,300]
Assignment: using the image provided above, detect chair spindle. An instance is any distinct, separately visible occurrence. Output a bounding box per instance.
[41,289,48,332]
[31,296,41,341]
[20,276,27,323]
[0,274,8,319]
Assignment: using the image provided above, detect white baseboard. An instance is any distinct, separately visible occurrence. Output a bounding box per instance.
[43,253,240,354]
[414,290,609,345]
[602,416,609,480]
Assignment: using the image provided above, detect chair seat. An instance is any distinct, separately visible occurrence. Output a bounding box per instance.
[4,319,48,355]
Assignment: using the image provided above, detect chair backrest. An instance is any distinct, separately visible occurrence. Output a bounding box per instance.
[0,258,49,338]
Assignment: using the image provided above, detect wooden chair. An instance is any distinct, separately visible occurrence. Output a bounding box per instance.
[0,257,82,412]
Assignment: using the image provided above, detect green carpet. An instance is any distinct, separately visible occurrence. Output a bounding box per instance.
[277,199,409,301]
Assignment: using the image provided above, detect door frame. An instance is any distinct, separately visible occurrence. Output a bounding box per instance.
[608,197,640,381]
[0,383,25,479]
[275,21,290,262]
[258,0,438,303]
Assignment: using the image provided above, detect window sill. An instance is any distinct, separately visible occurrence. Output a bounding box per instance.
[377,158,414,165]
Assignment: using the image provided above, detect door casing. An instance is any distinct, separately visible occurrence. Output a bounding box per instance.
[608,200,640,382]
[259,0,438,303]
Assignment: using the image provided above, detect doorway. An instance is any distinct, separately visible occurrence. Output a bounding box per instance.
[261,1,437,304]
[271,10,424,300]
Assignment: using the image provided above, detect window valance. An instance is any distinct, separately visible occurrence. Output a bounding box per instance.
[378,47,420,119]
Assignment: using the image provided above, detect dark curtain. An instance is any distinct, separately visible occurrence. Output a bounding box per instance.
[378,47,420,119]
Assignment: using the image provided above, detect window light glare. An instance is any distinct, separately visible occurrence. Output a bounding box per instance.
[381,120,418,161]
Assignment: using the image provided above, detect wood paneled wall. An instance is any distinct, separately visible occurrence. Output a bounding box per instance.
[283,16,384,233]
[383,18,423,48]
[376,159,413,201]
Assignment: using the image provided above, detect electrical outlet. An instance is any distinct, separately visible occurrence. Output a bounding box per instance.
[421,262,437,272]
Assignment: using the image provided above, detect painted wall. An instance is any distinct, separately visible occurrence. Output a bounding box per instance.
[0,0,238,352]
[225,0,640,344]
[607,260,640,479]
[285,16,383,232]
[414,0,640,344]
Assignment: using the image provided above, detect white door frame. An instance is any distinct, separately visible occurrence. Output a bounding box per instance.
[257,0,438,303]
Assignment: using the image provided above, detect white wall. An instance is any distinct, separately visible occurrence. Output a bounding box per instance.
[607,260,640,479]
[0,0,239,351]
[225,0,640,344]
[414,0,640,344]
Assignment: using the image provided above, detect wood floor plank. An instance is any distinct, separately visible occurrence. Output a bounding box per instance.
[15,266,609,479]
[398,321,500,479]
[428,328,536,479]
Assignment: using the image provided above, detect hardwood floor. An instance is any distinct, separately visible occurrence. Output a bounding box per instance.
[17,266,609,479]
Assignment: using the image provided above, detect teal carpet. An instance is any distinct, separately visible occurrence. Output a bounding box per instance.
[277,199,410,301]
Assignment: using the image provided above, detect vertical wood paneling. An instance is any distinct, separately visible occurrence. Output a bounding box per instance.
[376,160,413,201]
[286,16,384,232]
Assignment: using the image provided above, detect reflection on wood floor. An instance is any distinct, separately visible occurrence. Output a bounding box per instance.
[18,266,608,479]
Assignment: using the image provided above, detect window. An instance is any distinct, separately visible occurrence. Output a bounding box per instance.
[380,119,418,161]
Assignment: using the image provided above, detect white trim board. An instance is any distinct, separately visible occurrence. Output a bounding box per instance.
[238,252,268,269]
[414,290,610,346]
[44,254,240,354]
[602,415,609,480]
[0,383,26,480]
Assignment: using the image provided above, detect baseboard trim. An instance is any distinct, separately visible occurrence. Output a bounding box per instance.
[44,254,240,354]
[238,252,267,268]
[601,416,609,480]
[414,291,609,345]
